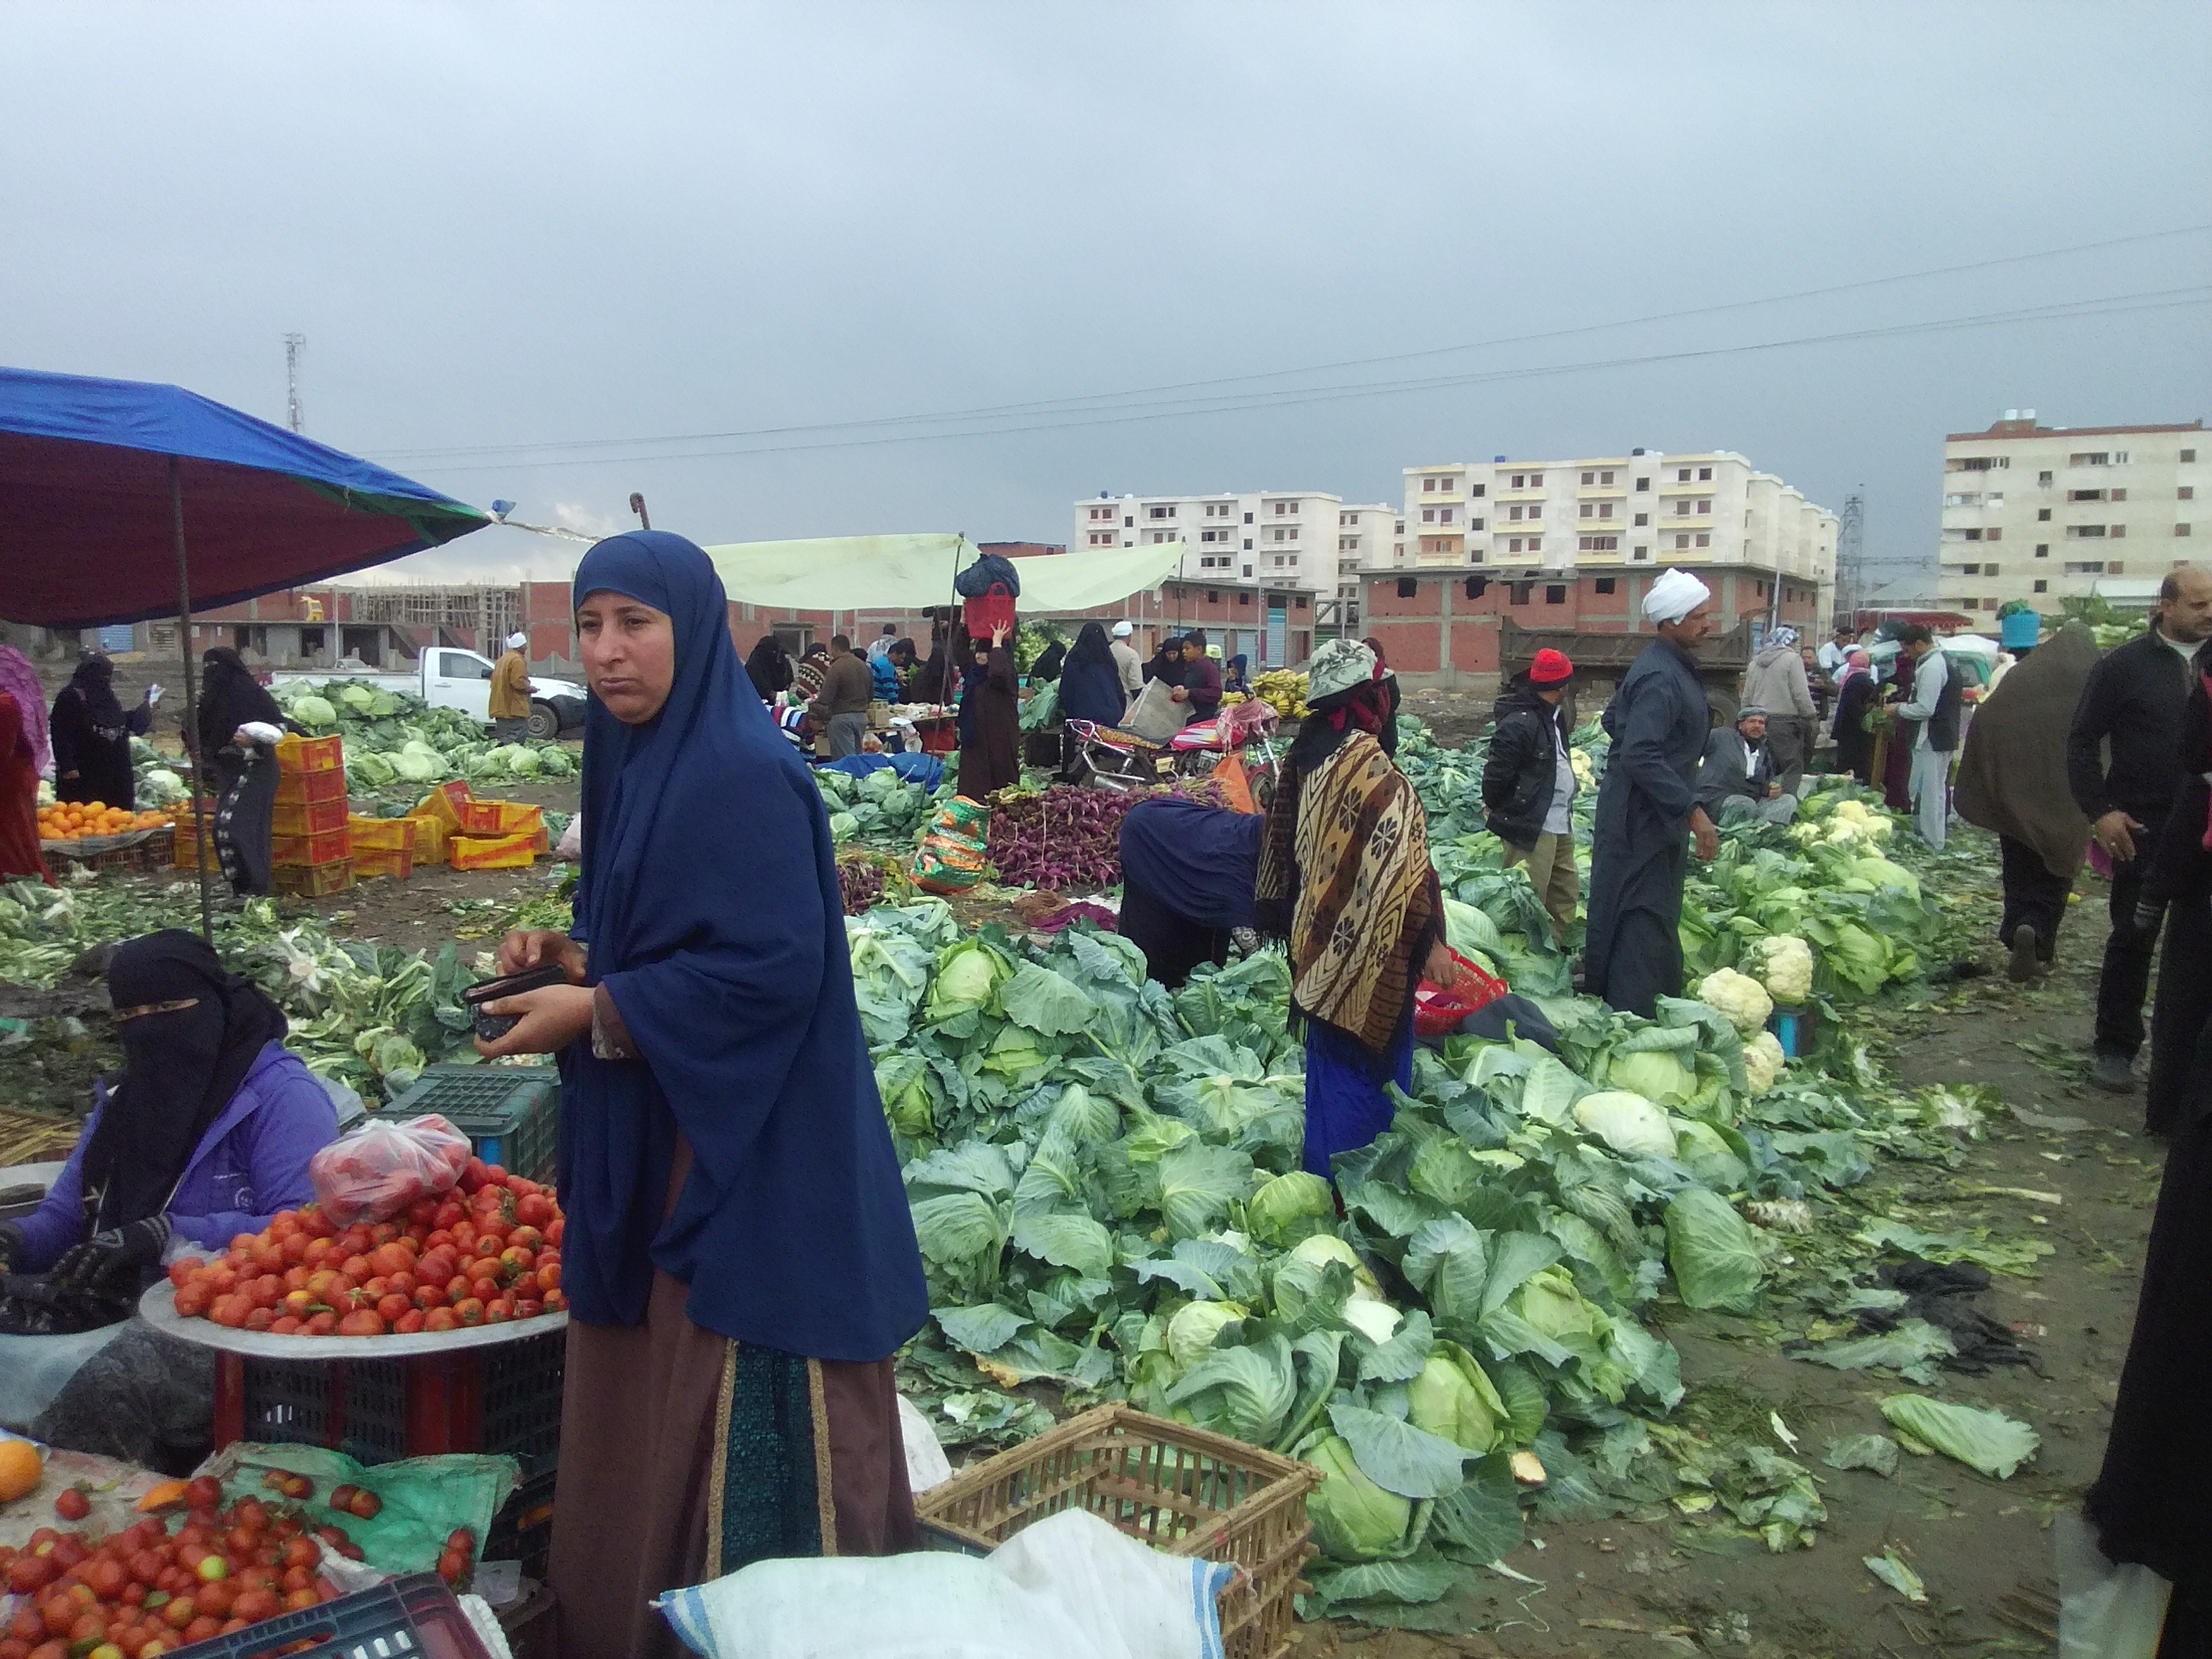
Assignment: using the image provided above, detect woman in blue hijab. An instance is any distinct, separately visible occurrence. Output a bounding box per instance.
[479,532,927,1659]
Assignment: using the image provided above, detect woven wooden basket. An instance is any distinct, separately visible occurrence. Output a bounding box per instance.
[916,1405,1318,1659]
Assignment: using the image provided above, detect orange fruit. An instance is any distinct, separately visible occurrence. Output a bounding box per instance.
[0,1436,43,1502]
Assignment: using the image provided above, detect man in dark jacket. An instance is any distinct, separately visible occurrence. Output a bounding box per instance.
[2067,565,2212,1092]
[1172,631,1223,725]
[1481,649,1578,941]
[1695,707,1798,825]
[1586,570,1721,1016]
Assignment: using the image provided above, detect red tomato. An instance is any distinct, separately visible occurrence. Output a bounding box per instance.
[513,1299,544,1320]
[375,1294,411,1324]
[335,1310,386,1337]
[393,1309,427,1335]
[166,1259,204,1289]
[422,1307,460,1332]
[242,1307,276,1332]
[544,1288,567,1312]
[384,1271,417,1298]
[544,1218,564,1248]
[172,1286,210,1319]
[269,1317,302,1336]
[483,1300,513,1324]
[452,1299,485,1326]
[304,1313,340,1337]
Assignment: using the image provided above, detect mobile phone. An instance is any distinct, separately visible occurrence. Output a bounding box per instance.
[463,963,572,1043]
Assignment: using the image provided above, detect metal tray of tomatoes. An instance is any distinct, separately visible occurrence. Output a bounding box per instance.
[140,1281,565,1359]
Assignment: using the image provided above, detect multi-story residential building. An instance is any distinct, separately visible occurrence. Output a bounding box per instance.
[1330,503,1397,623]
[1074,490,1342,590]
[1935,413,2207,617]
[1359,449,1837,692]
[1394,450,1836,606]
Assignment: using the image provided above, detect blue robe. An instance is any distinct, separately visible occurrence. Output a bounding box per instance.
[1584,637,1709,1017]
[565,532,927,1363]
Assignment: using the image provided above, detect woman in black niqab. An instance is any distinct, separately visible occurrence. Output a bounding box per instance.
[49,656,148,807]
[194,649,289,896]
[744,635,794,701]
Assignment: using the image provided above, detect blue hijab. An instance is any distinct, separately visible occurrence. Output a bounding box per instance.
[566,532,926,1361]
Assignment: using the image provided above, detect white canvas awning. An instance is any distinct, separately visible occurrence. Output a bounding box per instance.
[701,534,1185,613]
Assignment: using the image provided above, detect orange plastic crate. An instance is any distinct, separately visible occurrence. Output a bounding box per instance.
[272,825,353,867]
[273,858,354,897]
[489,801,544,835]
[457,800,505,836]
[407,812,451,864]
[450,832,537,870]
[349,816,419,853]
[276,733,345,773]
[275,767,348,806]
[416,780,474,830]
[274,795,350,836]
[355,847,415,882]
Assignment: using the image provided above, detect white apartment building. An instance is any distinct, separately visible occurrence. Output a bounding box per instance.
[1936,413,2207,616]
[1332,503,1397,619]
[1073,491,1335,589]
[1393,449,1837,617]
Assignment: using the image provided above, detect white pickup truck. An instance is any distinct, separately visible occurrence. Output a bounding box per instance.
[270,648,589,740]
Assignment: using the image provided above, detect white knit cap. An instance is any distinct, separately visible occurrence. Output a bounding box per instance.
[1111,621,1133,637]
[505,632,527,649]
[1642,568,1712,625]
[1307,637,1378,701]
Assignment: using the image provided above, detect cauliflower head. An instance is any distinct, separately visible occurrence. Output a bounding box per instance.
[1749,934,1815,1004]
[1694,967,1774,1034]
[1742,1029,1785,1096]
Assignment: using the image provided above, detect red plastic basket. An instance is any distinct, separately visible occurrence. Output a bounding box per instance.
[964,587,1016,641]
[1412,947,1509,1037]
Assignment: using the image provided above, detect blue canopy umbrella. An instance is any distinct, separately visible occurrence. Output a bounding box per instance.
[0,365,492,934]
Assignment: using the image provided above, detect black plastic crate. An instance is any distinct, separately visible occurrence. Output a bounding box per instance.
[484,1466,557,1581]
[226,1330,563,1479]
[376,1063,560,1184]
[168,1572,494,1659]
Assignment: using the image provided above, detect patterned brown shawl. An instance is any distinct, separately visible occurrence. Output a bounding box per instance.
[1254,731,1435,1053]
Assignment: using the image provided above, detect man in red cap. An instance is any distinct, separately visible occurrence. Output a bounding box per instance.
[1481,648,1580,943]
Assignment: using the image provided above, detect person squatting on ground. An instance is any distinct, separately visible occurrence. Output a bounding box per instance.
[1695,707,1799,827]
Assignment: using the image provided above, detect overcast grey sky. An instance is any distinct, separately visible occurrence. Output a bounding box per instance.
[6,2,2209,586]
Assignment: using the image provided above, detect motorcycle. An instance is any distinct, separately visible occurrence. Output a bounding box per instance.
[1068,696,1279,806]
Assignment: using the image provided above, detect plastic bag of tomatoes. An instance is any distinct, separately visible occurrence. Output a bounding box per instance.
[171,1156,564,1338]
[306,1115,472,1230]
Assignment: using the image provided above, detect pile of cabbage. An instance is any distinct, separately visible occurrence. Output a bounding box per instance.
[853,898,1883,1609]
[270,680,575,791]
[814,766,938,846]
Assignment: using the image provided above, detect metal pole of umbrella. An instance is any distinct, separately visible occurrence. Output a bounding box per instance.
[171,457,215,944]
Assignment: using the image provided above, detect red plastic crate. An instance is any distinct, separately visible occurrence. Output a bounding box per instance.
[275,767,349,806]
[213,1328,565,1481]
[272,825,354,866]
[273,795,350,836]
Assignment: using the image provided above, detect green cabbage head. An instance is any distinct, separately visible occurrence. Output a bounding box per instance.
[1247,1171,1336,1250]
[1304,1434,1413,1561]
[1406,1342,1508,1453]
[1165,1300,1247,1371]
[292,696,337,729]
[1606,1048,1697,1109]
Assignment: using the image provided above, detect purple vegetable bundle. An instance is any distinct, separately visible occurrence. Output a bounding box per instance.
[985,780,1222,893]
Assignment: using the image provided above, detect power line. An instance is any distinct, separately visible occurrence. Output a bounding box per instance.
[404,286,2212,476]
[367,221,2212,466]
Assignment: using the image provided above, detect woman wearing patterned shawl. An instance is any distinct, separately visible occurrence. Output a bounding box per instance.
[1254,638,1466,1178]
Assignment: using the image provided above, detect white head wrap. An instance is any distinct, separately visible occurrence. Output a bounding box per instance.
[1307,637,1379,701]
[505,632,528,650]
[1111,621,1133,637]
[1642,568,1712,626]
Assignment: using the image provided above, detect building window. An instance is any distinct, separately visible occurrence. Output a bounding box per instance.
[1396,577,1417,597]
[1510,583,1533,606]
[1633,545,1650,561]
[2035,544,2049,557]
[1594,576,1617,595]
[1421,507,1435,522]
[1959,562,1982,577]
[1295,596,1307,609]
[1577,535,1619,551]
[1470,484,1485,498]
[2037,508,2052,521]
[2064,561,2106,574]
[1243,512,1253,524]
[1963,528,1982,541]
[1148,504,1175,520]
[2183,449,2198,463]
[1676,468,1691,481]
[1696,533,1710,548]
[1465,576,1487,598]
[2070,451,2111,467]
[1635,476,1650,492]
[1470,517,1485,530]
[2112,525,2128,538]
[2180,524,2195,537]
[1544,585,1566,604]
[1205,590,1219,602]
[1987,528,2002,542]
[2069,489,2104,502]
[1509,473,1526,489]
[1394,521,1405,533]
[1238,591,1252,603]
[2034,579,2048,594]
[1987,564,2000,578]
[1697,467,1712,480]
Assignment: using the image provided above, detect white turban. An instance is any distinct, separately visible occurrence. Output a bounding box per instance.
[1111,621,1133,637]
[1642,568,1712,625]
[506,632,528,650]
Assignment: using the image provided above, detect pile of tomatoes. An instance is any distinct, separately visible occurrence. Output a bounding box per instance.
[170,1158,564,1338]
[0,1478,352,1659]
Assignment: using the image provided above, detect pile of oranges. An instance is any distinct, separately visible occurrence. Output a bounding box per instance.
[36,802,171,842]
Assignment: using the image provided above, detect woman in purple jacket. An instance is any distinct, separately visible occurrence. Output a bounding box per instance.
[0,931,338,1315]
